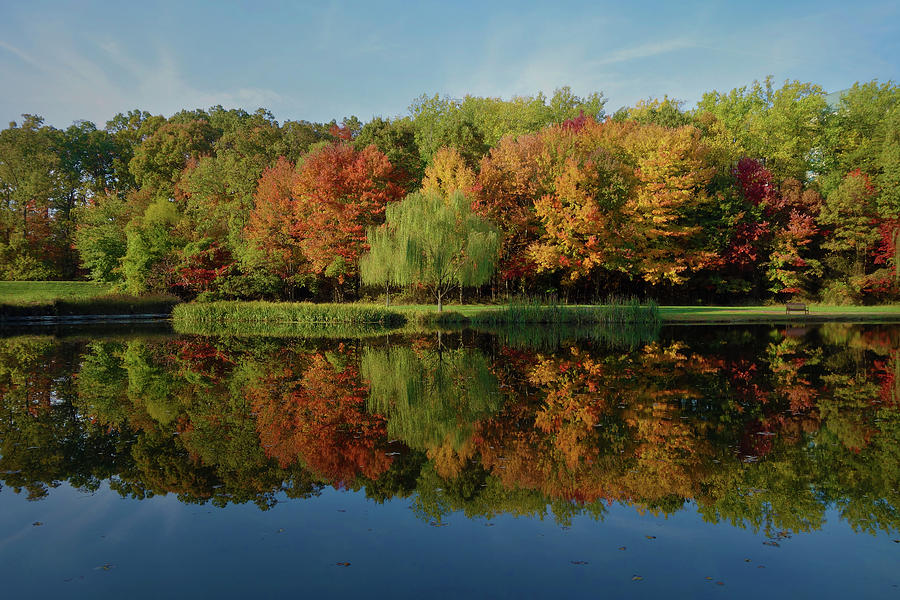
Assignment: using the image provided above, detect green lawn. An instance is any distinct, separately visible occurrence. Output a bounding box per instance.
[0,281,178,318]
[658,304,900,322]
[0,281,114,304]
[386,302,900,323]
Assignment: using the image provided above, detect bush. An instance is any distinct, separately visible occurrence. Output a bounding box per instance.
[821,281,857,305]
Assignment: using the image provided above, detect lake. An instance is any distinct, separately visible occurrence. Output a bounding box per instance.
[0,323,898,598]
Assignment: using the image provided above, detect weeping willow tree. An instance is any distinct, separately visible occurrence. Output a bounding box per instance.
[361,190,499,311]
[360,224,397,306]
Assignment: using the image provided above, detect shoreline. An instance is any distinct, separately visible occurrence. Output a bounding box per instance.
[2,301,899,328]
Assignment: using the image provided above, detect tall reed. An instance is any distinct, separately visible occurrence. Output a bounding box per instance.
[172,301,406,326]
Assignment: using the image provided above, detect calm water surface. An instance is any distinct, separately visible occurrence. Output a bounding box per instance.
[0,323,898,598]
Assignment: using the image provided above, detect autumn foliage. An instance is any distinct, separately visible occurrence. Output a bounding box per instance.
[3,79,898,303]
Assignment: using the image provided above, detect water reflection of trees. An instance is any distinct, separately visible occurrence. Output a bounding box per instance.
[363,345,501,477]
[0,326,897,535]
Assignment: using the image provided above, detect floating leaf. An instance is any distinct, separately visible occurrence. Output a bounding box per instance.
[632,575,643,581]
[32,522,43,527]
[618,546,627,551]
[645,535,656,540]
[335,562,351,567]
[705,576,713,580]
[716,581,725,586]
[570,561,589,565]
[763,540,780,547]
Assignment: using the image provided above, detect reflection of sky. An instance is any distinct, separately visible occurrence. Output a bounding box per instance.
[0,0,897,127]
[1,483,896,598]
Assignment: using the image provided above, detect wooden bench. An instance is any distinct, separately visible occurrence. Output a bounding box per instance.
[785,302,809,315]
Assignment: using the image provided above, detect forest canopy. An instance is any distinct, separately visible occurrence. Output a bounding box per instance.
[1,79,898,304]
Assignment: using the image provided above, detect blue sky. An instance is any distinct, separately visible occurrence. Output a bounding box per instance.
[1,0,898,128]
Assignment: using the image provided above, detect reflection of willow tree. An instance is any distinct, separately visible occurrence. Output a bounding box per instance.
[363,344,502,478]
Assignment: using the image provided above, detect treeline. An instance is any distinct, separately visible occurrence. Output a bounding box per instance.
[1,79,898,304]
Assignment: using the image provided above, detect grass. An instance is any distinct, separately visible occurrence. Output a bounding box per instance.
[3,281,898,326]
[172,320,399,338]
[1,294,180,319]
[0,281,113,304]
[658,304,900,323]
[173,298,900,331]
[172,301,406,326]
[171,298,661,339]
[0,281,179,320]
[404,297,660,326]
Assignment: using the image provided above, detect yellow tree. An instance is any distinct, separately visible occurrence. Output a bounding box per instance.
[618,124,717,283]
[421,147,476,197]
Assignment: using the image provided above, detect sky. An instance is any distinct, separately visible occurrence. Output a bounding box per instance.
[1,0,898,128]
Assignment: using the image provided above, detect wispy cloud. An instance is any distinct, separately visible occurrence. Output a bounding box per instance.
[589,38,697,67]
[0,40,44,70]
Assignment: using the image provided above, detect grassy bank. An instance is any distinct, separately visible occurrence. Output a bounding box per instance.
[0,296,180,319]
[172,301,406,326]
[0,281,179,321]
[3,281,898,326]
[172,298,662,329]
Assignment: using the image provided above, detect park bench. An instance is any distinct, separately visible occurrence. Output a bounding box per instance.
[785,302,809,315]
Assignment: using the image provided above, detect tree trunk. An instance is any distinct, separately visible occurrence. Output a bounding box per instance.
[385,282,390,306]
[437,290,443,312]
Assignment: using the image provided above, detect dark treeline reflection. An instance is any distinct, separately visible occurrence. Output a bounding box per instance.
[0,326,898,536]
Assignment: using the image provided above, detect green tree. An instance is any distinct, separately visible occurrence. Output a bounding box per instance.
[121,198,181,294]
[820,81,900,197]
[74,190,132,281]
[0,115,64,279]
[105,109,160,191]
[354,116,423,192]
[362,190,499,311]
[697,77,827,182]
[876,104,900,219]
[613,96,692,128]
[819,171,881,300]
